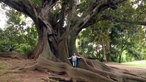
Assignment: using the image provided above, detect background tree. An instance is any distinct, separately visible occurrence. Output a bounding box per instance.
[0,7,37,54]
[0,0,146,82]
[77,0,146,63]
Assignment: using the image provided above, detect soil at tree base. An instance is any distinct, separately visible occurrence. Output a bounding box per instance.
[0,58,146,82]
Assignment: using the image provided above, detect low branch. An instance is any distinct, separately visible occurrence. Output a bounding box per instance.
[114,20,146,26]
[76,0,126,33]
[1,0,37,19]
[40,0,58,18]
[102,15,146,26]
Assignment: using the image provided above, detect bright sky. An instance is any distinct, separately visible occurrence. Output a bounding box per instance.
[0,4,7,29]
[0,3,33,30]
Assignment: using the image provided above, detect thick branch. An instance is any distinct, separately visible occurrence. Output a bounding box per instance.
[113,19,146,26]
[55,0,78,41]
[0,0,38,20]
[66,0,78,30]
[102,15,146,26]
[41,0,58,8]
[40,0,58,19]
[76,0,126,33]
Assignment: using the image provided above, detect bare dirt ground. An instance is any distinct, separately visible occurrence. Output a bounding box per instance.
[0,58,51,82]
[0,58,146,82]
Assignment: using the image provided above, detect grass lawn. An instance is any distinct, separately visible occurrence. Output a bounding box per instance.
[122,60,146,67]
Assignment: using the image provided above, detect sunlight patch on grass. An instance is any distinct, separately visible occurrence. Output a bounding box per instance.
[122,60,146,67]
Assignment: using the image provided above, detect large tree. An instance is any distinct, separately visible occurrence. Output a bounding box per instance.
[0,0,146,82]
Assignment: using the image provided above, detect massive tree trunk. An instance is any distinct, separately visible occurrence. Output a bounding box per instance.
[32,17,77,63]
[1,0,146,82]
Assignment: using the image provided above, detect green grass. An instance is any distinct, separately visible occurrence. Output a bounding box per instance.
[122,60,146,67]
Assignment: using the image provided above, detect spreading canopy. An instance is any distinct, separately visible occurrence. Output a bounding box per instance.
[0,0,125,34]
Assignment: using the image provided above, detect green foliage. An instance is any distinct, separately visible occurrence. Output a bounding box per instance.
[16,44,31,53]
[33,0,41,7]
[77,28,94,57]
[0,25,37,54]
[0,9,37,54]
[77,0,146,62]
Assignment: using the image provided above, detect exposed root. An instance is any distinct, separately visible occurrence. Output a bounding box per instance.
[2,56,145,82]
[35,56,146,82]
[0,52,26,59]
[0,63,37,77]
[48,74,71,82]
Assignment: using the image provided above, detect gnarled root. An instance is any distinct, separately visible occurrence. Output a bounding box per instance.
[35,57,146,82]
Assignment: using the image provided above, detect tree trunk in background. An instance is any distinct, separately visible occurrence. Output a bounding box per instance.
[119,54,122,63]
[101,39,107,62]
[107,42,112,61]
